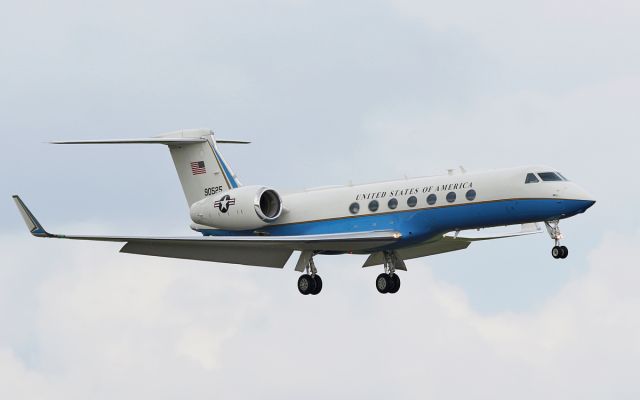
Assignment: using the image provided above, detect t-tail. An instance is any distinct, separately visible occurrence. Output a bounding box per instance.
[51,129,249,206]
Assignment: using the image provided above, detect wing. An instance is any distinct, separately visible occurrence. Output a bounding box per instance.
[363,223,542,267]
[363,236,471,267]
[13,196,401,268]
[443,223,542,241]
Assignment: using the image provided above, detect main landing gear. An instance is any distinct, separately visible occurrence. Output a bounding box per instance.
[546,220,569,259]
[297,257,322,295]
[376,251,402,294]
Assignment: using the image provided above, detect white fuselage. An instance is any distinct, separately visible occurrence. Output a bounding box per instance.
[195,165,595,248]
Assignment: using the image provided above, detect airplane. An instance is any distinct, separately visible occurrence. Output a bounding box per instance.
[13,129,596,295]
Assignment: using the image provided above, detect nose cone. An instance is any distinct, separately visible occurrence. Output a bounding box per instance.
[577,189,596,207]
[580,199,596,213]
[554,182,595,216]
[578,188,596,203]
[568,184,596,214]
[564,182,595,202]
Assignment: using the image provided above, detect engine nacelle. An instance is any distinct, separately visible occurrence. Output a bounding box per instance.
[189,185,283,230]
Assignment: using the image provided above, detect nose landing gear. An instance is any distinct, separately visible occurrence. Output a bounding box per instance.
[376,251,403,294]
[551,245,568,259]
[546,220,568,259]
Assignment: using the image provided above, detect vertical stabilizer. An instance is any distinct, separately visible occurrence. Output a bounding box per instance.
[158,129,242,206]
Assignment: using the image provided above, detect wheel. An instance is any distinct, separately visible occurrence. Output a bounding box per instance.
[376,273,390,294]
[298,274,316,295]
[311,275,323,295]
[388,274,401,294]
[560,246,568,259]
[551,246,561,259]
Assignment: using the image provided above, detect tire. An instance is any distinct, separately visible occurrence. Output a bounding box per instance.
[298,274,315,295]
[551,246,561,259]
[560,246,569,259]
[311,275,323,295]
[376,273,390,294]
[388,274,401,294]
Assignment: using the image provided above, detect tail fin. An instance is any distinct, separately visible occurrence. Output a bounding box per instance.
[52,129,248,206]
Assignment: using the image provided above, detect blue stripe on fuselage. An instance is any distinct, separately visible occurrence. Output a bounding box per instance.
[199,199,594,242]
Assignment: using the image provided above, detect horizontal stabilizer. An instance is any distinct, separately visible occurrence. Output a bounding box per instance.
[51,138,250,145]
[51,138,206,145]
[49,129,250,206]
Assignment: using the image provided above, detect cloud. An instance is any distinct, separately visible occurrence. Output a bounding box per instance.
[0,229,638,399]
[389,0,640,66]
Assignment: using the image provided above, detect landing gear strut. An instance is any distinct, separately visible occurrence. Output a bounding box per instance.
[546,220,568,259]
[298,257,322,295]
[376,251,401,294]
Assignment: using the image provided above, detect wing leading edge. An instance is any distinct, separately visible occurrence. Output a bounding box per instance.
[12,196,402,268]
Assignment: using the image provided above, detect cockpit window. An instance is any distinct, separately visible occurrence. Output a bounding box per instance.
[525,173,539,184]
[557,172,569,181]
[538,172,563,182]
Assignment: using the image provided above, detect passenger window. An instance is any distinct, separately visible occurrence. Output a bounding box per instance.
[427,194,437,205]
[446,192,456,203]
[407,196,417,207]
[388,198,398,210]
[465,189,476,201]
[538,172,563,182]
[349,202,360,214]
[368,200,379,212]
[525,173,539,183]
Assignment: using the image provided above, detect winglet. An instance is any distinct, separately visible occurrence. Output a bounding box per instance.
[12,196,51,237]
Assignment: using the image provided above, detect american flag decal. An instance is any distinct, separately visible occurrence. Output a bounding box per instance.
[190,161,206,175]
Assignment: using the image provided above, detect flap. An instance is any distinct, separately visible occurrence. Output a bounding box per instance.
[120,242,293,268]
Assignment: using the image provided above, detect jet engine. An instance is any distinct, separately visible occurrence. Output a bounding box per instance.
[189,185,283,230]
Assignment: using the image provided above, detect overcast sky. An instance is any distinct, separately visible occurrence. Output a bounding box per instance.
[1,0,639,398]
